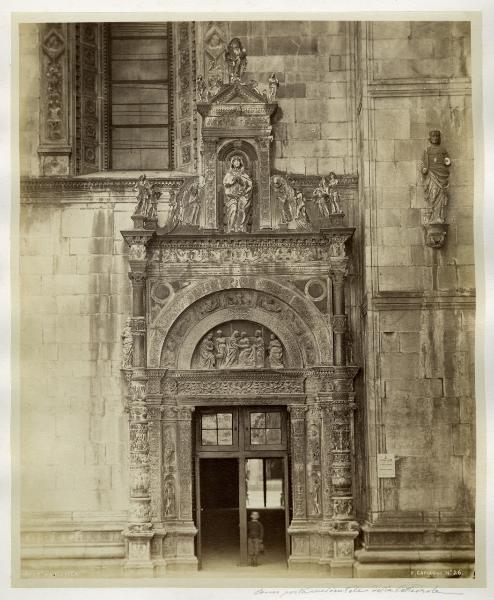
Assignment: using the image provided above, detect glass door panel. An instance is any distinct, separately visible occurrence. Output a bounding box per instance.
[245,458,284,509]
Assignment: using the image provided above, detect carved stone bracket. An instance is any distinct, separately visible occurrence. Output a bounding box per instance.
[424,221,448,249]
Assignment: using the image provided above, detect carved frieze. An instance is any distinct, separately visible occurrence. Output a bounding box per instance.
[151,237,337,264]
[174,377,304,397]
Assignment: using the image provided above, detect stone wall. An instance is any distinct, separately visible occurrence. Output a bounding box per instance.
[355,20,475,569]
[20,193,132,517]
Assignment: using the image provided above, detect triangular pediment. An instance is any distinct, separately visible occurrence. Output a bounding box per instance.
[211,81,267,104]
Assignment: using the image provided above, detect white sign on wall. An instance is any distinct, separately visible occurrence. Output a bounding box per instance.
[377,453,396,478]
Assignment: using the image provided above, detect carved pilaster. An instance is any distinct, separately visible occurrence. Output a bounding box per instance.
[39,23,71,175]
[202,138,218,229]
[258,136,272,229]
[163,405,178,521]
[306,404,322,519]
[177,406,195,521]
[147,401,164,522]
[288,404,307,520]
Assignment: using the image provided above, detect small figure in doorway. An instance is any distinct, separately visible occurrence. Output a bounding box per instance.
[247,511,264,566]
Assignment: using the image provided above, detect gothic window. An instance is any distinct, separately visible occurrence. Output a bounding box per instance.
[108,23,172,170]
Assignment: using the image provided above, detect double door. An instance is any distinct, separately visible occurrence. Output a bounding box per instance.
[194,406,290,568]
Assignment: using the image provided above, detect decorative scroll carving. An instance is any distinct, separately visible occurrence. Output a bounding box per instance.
[177,407,194,520]
[331,315,348,334]
[147,405,163,520]
[153,238,336,264]
[307,405,322,518]
[175,22,196,172]
[39,24,70,175]
[163,424,177,518]
[204,23,227,83]
[175,377,304,397]
[121,318,134,370]
[288,405,307,519]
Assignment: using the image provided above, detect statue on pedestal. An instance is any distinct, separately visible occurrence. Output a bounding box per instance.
[225,37,247,82]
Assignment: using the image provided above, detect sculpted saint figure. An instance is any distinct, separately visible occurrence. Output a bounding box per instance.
[225,37,247,82]
[224,330,240,367]
[214,329,227,368]
[312,177,331,218]
[295,190,311,229]
[133,174,153,216]
[268,334,284,369]
[196,75,208,102]
[121,318,133,369]
[223,155,253,232]
[327,172,342,213]
[253,330,265,368]
[420,129,451,223]
[268,73,279,101]
[198,333,216,369]
[238,331,255,368]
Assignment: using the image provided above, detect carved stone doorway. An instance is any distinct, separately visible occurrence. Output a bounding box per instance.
[194,406,290,569]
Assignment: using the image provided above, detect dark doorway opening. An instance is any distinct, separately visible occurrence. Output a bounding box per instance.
[199,458,240,566]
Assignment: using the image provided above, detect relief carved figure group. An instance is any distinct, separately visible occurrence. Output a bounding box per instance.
[196,327,284,370]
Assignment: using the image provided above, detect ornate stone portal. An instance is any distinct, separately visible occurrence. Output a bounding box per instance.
[121,40,359,576]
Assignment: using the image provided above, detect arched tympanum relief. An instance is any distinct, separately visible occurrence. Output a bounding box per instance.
[148,276,333,369]
[191,320,285,370]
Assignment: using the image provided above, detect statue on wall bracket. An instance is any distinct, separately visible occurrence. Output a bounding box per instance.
[420,129,451,248]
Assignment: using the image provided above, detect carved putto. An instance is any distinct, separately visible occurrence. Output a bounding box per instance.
[225,37,247,82]
[192,323,284,370]
[223,155,253,232]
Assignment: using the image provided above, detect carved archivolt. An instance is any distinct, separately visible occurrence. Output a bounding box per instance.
[147,276,332,368]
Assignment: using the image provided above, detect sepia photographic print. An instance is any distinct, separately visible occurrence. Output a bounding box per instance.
[10,5,487,593]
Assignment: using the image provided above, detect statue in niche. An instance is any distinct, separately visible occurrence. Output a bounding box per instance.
[420,129,451,223]
[121,318,133,369]
[214,329,227,368]
[268,73,279,101]
[198,333,216,369]
[253,330,265,368]
[224,330,240,367]
[204,26,226,82]
[225,37,247,82]
[223,155,253,233]
[309,470,321,516]
[162,340,176,368]
[163,474,175,517]
[238,331,255,367]
[268,334,284,369]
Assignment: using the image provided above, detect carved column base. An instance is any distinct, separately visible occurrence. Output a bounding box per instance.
[162,523,198,572]
[329,530,359,577]
[424,222,448,248]
[287,521,319,569]
[123,530,154,577]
